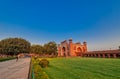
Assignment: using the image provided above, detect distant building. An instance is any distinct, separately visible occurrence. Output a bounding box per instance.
[57,38,87,56]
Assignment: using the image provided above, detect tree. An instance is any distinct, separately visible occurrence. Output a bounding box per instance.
[0,38,31,55]
[30,44,43,54]
[43,41,57,55]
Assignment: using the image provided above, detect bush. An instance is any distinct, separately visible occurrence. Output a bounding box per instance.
[39,59,49,68]
[32,58,50,79]
[34,56,38,60]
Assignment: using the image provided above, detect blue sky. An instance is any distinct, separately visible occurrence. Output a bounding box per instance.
[0,0,120,51]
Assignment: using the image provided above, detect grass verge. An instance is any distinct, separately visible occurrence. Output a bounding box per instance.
[0,57,15,62]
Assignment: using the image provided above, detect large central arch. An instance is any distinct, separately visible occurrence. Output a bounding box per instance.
[62,47,66,56]
[76,47,82,56]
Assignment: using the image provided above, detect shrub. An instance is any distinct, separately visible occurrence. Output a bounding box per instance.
[34,56,38,60]
[39,59,49,68]
[33,60,50,79]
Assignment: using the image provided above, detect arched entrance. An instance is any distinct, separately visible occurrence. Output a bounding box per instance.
[62,47,66,56]
[76,47,82,56]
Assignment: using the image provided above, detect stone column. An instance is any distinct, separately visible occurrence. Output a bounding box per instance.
[107,54,110,58]
[102,54,105,58]
[91,54,93,57]
[113,54,117,58]
[98,54,101,58]
[94,54,96,57]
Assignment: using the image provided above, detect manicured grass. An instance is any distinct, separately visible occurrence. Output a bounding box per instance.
[0,57,15,62]
[42,57,120,79]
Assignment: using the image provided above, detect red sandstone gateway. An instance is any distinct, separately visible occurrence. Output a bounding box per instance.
[58,38,87,56]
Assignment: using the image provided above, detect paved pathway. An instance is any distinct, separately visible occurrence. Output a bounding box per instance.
[0,58,31,79]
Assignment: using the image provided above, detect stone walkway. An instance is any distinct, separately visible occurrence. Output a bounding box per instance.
[0,58,31,79]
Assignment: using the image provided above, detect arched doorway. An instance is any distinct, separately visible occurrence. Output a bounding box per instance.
[76,47,82,56]
[62,47,66,56]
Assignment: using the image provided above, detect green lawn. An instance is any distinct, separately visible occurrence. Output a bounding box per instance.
[41,57,120,79]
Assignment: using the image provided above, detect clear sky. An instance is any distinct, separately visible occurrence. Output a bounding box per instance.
[0,0,120,51]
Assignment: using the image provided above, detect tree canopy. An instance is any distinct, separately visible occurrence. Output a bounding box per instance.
[0,37,57,56]
[30,41,57,55]
[30,45,43,54]
[44,41,57,55]
[0,38,31,55]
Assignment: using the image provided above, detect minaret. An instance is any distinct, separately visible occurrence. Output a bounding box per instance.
[69,38,73,56]
[83,41,87,52]
[69,38,73,44]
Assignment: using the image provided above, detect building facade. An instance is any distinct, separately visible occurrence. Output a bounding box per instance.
[57,38,87,56]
